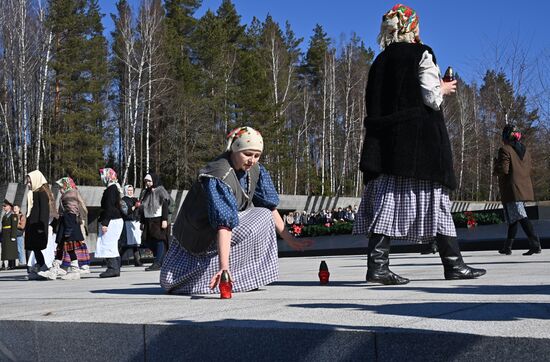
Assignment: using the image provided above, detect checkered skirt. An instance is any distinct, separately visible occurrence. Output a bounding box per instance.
[353,174,456,243]
[160,207,279,294]
[60,241,91,268]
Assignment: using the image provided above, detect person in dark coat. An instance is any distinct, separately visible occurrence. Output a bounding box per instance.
[38,177,87,280]
[119,184,143,267]
[1,199,19,270]
[493,124,541,255]
[140,173,171,271]
[25,170,56,280]
[353,4,485,285]
[97,168,124,278]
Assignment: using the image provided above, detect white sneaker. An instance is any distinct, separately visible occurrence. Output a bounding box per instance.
[38,260,66,280]
[61,262,81,280]
[79,264,91,274]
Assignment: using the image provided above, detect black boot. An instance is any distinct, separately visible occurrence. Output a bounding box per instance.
[420,241,438,254]
[145,262,161,271]
[523,237,542,256]
[366,234,409,285]
[436,235,486,280]
[133,249,143,267]
[498,239,514,255]
[99,258,120,278]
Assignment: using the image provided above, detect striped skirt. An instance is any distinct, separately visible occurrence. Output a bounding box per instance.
[60,241,91,268]
[160,207,279,294]
[353,174,456,243]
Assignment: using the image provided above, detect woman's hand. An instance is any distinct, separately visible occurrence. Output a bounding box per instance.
[161,220,168,229]
[440,79,457,96]
[209,269,233,289]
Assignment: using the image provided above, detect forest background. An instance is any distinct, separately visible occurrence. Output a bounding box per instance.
[1,0,549,201]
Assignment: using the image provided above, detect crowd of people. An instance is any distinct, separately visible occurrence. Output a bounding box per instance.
[0,168,172,280]
[0,4,543,297]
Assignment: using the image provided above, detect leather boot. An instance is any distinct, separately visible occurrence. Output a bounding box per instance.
[366,234,409,285]
[420,241,438,254]
[133,249,143,267]
[436,234,486,280]
[498,239,514,255]
[523,236,542,256]
[99,258,120,278]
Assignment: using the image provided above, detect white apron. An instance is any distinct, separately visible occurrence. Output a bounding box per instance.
[95,218,123,258]
[125,220,142,246]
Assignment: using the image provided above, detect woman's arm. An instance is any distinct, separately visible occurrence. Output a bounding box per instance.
[272,209,313,251]
[209,228,232,289]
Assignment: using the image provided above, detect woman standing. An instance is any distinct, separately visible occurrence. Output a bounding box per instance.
[354,4,485,285]
[39,177,87,280]
[1,199,19,270]
[140,173,170,271]
[25,170,56,280]
[97,168,124,278]
[161,126,312,295]
[120,185,143,267]
[494,125,541,255]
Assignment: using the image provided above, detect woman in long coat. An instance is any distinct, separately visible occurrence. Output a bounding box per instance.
[25,170,56,279]
[161,126,312,295]
[493,124,541,255]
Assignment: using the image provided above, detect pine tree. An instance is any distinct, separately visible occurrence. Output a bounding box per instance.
[48,0,109,184]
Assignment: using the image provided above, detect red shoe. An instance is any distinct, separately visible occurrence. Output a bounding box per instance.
[220,270,232,299]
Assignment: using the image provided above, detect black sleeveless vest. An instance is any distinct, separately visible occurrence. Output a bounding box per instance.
[359,42,456,190]
[172,154,260,254]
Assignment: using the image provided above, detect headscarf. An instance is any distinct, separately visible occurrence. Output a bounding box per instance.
[99,168,123,194]
[123,184,134,197]
[26,170,49,217]
[377,4,420,49]
[225,126,264,153]
[502,124,526,160]
[56,177,77,194]
[141,172,170,217]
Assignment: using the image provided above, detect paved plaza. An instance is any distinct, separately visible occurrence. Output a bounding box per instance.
[0,246,549,361]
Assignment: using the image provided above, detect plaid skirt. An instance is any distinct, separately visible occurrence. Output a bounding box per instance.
[160,207,279,294]
[60,241,91,268]
[353,174,456,243]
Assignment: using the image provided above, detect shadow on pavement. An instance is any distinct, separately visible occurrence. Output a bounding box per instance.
[287,301,550,321]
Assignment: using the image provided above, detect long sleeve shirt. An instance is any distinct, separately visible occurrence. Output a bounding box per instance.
[201,164,279,231]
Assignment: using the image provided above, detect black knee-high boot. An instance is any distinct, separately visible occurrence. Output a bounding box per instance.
[366,234,409,285]
[436,234,486,280]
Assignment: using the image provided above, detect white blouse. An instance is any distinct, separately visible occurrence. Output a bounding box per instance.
[418,50,443,110]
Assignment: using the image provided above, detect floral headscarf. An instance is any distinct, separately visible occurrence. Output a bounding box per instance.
[377,4,420,49]
[99,168,123,195]
[225,126,264,153]
[56,177,77,194]
[99,168,118,187]
[385,4,419,35]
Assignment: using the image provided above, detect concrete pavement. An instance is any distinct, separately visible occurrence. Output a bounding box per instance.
[0,248,549,361]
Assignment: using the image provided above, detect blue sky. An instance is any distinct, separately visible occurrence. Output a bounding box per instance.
[98,0,547,85]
